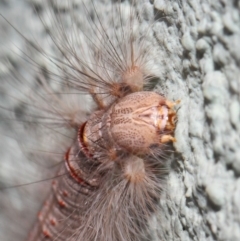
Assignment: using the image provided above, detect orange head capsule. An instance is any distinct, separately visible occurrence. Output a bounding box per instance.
[108,91,177,154]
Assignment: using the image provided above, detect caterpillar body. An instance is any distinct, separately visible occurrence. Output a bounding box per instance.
[0,0,179,240]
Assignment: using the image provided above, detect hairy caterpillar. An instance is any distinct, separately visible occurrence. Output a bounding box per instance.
[0,0,179,240]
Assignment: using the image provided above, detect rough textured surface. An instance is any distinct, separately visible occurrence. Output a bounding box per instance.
[0,0,239,241]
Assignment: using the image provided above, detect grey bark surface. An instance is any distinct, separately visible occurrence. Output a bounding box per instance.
[0,0,239,241]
